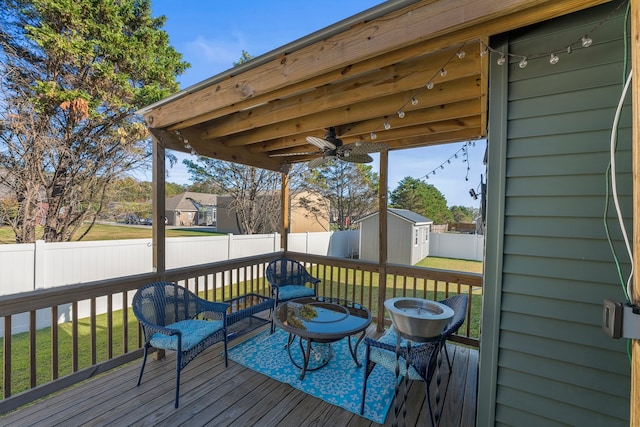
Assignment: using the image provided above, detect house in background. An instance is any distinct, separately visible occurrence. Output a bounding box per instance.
[165,192,217,226]
[357,208,432,265]
[290,191,330,233]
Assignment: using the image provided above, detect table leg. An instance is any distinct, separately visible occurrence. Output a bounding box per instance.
[284,335,331,380]
[299,338,312,380]
[347,331,366,367]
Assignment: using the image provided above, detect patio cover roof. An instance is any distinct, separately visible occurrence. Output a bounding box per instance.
[139,0,609,173]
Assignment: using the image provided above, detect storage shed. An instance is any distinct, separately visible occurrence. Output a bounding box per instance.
[357,208,432,265]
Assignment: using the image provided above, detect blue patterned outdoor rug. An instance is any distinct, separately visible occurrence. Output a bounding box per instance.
[228,328,396,424]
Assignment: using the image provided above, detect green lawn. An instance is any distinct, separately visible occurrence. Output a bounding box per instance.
[0,223,224,244]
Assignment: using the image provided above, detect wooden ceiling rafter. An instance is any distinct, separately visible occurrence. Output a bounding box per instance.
[144,0,610,173]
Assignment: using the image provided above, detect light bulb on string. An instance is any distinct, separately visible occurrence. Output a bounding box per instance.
[480,47,488,57]
[411,97,418,106]
[457,51,466,59]
[581,35,593,48]
[397,110,405,119]
[549,53,559,64]
[497,55,506,66]
[440,68,447,77]
[383,121,391,130]
[518,57,528,68]
[426,82,434,90]
[370,132,377,140]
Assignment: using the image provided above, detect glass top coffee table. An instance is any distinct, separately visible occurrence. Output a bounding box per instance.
[273,296,372,380]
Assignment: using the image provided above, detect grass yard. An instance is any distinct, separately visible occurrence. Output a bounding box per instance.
[0,223,224,244]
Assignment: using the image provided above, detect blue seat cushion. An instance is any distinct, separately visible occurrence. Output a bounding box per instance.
[150,319,224,352]
[369,327,422,379]
[277,285,316,301]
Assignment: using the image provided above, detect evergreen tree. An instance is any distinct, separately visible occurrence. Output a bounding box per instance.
[389,177,453,224]
[0,0,188,242]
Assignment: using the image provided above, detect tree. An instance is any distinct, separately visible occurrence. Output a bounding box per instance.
[450,205,475,222]
[233,50,254,67]
[389,177,453,224]
[183,157,283,234]
[0,0,188,242]
[304,161,378,230]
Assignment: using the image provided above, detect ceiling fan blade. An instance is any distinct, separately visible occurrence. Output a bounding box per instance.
[269,150,321,157]
[307,156,331,168]
[342,141,388,154]
[339,152,373,163]
[306,136,336,150]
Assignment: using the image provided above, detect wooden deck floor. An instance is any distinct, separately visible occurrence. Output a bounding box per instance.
[0,326,478,426]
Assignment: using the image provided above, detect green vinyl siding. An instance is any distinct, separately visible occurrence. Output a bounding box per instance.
[479,2,631,426]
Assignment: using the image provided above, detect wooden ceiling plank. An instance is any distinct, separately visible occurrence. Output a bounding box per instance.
[384,127,484,151]
[337,98,483,138]
[180,134,287,173]
[145,0,605,129]
[198,49,481,139]
[211,75,482,147]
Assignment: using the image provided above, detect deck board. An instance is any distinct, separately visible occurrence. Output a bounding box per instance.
[0,326,478,426]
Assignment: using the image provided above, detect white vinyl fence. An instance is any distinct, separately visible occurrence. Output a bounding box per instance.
[0,229,480,336]
[429,232,484,262]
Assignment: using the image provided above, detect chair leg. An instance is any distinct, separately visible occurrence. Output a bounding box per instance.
[223,333,229,367]
[175,352,181,408]
[425,382,435,427]
[360,347,372,415]
[443,344,452,371]
[137,344,149,386]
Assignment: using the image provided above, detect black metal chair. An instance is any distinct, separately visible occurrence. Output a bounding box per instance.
[265,258,320,305]
[438,294,468,370]
[132,281,230,408]
[360,326,441,425]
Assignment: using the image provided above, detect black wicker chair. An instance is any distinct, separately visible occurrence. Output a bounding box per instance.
[266,258,320,305]
[132,281,230,408]
[438,294,468,370]
[360,326,441,425]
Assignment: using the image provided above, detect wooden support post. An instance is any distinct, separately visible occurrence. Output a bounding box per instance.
[631,1,639,425]
[152,135,166,275]
[151,135,166,361]
[281,171,290,253]
[376,150,389,332]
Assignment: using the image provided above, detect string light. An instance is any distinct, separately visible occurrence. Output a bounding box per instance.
[481,0,625,71]
[419,141,475,182]
[356,0,624,181]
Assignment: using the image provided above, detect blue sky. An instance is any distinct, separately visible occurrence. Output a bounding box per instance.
[148,0,486,208]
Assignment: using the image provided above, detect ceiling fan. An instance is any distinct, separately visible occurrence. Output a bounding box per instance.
[271,127,388,168]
